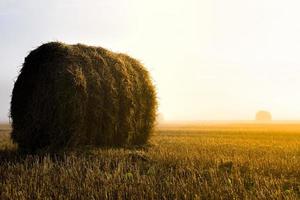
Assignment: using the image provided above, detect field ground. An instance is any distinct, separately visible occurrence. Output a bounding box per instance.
[0,123,299,199]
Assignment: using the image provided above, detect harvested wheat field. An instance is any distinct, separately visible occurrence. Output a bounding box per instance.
[0,123,299,199]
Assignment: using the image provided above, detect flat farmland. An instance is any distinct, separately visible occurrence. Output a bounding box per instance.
[0,123,299,199]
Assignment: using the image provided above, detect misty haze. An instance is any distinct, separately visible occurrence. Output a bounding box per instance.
[0,1,299,199]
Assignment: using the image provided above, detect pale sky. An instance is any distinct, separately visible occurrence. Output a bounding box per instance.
[1,0,300,122]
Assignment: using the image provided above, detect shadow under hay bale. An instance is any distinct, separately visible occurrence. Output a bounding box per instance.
[10,42,157,153]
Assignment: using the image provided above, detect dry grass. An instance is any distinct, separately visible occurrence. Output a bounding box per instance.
[0,123,299,199]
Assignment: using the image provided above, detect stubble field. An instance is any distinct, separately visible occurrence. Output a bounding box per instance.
[0,123,299,199]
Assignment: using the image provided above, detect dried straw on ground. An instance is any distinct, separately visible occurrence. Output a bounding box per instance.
[10,42,157,152]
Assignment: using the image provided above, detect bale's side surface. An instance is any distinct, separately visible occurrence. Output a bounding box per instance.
[10,42,157,152]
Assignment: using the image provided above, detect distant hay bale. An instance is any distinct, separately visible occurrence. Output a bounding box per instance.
[255,111,272,122]
[155,113,165,125]
[10,42,157,152]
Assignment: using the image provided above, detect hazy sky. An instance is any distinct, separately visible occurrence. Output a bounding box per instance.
[1,0,300,122]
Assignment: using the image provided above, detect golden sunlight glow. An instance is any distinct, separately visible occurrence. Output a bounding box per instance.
[1,0,300,121]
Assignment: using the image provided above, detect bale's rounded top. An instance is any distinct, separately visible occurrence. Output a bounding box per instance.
[255,111,272,122]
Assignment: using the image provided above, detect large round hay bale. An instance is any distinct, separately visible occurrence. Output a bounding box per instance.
[255,111,272,122]
[10,42,157,152]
